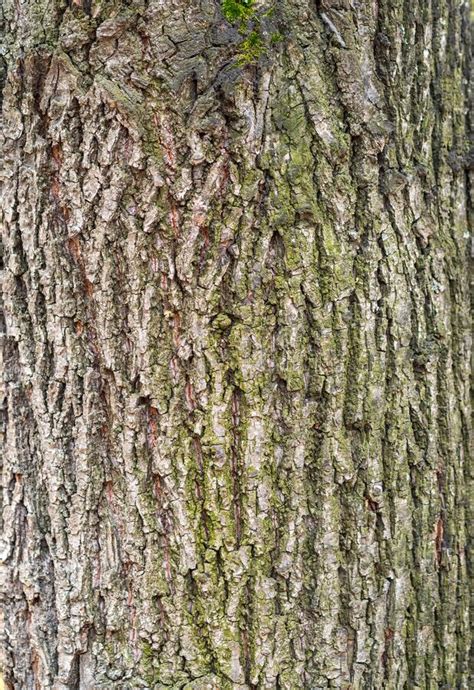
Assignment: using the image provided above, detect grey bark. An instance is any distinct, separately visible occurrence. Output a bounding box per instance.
[0,0,472,688]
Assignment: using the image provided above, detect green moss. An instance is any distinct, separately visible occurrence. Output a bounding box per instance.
[236,30,265,65]
[222,0,255,23]
[221,0,280,65]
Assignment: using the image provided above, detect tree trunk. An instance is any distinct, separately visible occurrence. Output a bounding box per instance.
[1,0,472,688]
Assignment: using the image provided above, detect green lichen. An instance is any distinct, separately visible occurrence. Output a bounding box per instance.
[212,313,232,330]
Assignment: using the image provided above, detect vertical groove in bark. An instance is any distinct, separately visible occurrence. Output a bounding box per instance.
[1,0,472,688]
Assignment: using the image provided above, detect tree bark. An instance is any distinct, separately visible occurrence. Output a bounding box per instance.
[1,0,472,688]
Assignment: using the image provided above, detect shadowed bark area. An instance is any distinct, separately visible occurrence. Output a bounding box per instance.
[0,0,472,688]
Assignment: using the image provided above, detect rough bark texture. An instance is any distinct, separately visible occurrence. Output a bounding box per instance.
[0,0,472,688]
